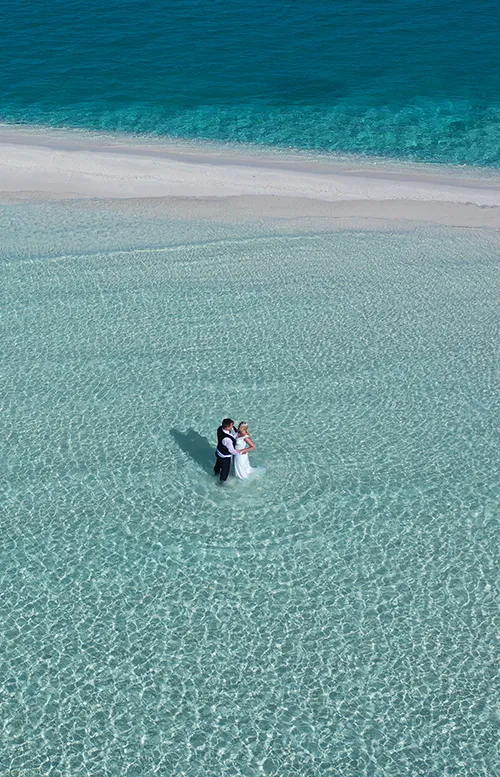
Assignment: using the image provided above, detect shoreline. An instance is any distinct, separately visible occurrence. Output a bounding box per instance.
[1,125,500,228]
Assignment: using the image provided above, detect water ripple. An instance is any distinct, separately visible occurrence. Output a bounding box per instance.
[1,211,498,776]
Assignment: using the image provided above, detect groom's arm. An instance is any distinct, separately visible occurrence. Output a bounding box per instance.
[222,436,242,455]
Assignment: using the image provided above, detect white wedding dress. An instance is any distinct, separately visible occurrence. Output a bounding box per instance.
[233,436,255,479]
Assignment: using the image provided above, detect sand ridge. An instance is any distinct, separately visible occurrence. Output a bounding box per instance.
[1,126,500,228]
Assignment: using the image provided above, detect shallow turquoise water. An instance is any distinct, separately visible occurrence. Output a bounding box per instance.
[2,0,500,165]
[1,202,499,776]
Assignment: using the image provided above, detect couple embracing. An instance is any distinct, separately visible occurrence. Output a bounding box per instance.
[214,418,257,483]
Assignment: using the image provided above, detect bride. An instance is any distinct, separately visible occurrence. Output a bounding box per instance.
[233,422,257,479]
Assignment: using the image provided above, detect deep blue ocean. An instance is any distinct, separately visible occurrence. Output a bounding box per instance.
[2,0,500,166]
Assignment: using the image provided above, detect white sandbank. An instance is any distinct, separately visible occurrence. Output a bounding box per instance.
[1,125,500,227]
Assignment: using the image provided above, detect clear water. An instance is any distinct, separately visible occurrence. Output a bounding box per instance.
[1,201,499,776]
[2,0,500,166]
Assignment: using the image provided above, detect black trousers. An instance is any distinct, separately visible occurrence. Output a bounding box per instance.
[214,454,231,481]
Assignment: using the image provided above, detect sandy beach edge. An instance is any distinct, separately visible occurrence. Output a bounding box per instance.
[1,125,500,228]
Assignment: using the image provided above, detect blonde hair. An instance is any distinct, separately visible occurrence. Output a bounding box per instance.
[238,422,249,436]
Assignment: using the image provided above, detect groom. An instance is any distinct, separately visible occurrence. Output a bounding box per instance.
[214,418,244,482]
